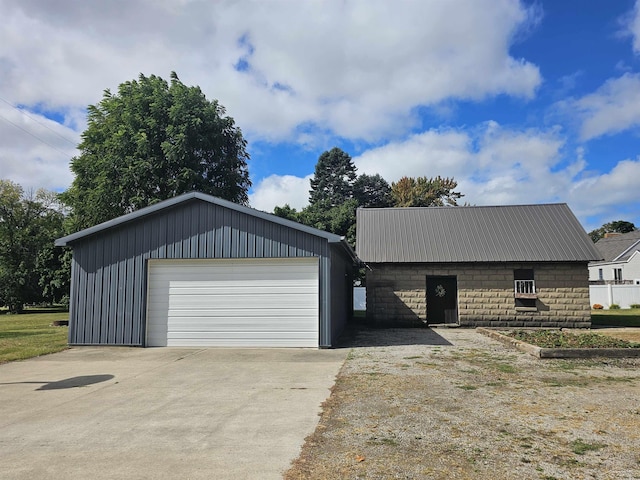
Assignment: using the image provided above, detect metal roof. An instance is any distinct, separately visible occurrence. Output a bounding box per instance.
[593,230,640,262]
[56,191,346,247]
[356,203,602,263]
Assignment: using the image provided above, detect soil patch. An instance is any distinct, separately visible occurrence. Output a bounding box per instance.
[285,327,640,480]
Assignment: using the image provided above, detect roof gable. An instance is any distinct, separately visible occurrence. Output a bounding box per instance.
[356,203,601,263]
[55,192,344,247]
[594,230,640,262]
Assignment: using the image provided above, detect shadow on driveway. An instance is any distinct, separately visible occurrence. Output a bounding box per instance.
[0,374,114,390]
[337,324,454,348]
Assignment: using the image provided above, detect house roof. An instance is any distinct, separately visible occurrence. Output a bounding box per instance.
[55,191,347,248]
[593,229,640,262]
[356,203,602,263]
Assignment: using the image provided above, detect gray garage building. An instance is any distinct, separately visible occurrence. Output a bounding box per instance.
[55,192,356,348]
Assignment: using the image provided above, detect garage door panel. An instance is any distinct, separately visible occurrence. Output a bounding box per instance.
[146,258,319,347]
[164,337,316,347]
[166,323,318,334]
[167,308,318,318]
[167,297,318,310]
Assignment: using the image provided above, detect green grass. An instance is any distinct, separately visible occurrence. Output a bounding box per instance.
[570,438,606,455]
[0,309,69,364]
[591,308,640,327]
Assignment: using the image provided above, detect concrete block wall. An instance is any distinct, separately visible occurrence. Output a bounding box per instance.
[365,262,591,328]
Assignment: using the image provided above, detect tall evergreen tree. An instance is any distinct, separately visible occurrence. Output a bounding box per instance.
[308,147,357,207]
[353,173,392,208]
[61,72,251,231]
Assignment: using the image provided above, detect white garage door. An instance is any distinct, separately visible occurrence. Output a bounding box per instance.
[146,258,319,347]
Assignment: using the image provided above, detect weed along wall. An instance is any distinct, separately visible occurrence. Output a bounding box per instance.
[366,262,591,328]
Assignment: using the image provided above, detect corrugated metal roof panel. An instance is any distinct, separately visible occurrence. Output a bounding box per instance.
[356,204,602,263]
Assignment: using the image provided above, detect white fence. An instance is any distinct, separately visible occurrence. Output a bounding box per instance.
[589,284,640,309]
[353,287,366,310]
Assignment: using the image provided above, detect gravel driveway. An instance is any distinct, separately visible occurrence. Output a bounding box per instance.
[285,327,640,480]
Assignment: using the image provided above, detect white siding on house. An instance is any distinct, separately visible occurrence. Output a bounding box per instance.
[146,258,319,347]
[625,252,640,282]
[589,252,640,283]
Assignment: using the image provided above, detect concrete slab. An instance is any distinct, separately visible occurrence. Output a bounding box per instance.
[0,347,347,479]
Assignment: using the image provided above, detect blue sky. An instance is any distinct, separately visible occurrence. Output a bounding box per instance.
[1,0,640,232]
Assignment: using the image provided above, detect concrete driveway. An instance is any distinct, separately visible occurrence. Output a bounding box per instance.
[0,347,347,479]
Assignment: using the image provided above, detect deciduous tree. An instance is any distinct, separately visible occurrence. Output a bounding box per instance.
[0,181,68,312]
[61,72,251,230]
[588,220,637,243]
[391,176,462,207]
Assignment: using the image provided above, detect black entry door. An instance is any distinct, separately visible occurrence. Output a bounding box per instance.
[426,276,458,324]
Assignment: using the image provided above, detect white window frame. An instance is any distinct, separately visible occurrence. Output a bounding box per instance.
[515,279,536,295]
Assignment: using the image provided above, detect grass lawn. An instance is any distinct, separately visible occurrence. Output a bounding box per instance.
[591,308,640,327]
[0,308,69,364]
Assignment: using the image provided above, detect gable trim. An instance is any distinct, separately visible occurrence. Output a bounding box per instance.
[55,192,344,247]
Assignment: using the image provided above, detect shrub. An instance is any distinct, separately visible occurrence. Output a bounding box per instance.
[592,304,604,310]
[609,304,621,310]
[630,304,640,309]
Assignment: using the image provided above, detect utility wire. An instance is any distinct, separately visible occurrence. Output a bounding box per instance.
[0,113,74,158]
[0,95,78,149]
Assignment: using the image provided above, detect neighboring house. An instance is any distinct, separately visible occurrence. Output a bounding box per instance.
[356,204,601,328]
[588,230,640,285]
[55,192,356,348]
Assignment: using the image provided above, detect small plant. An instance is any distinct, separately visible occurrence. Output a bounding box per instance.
[571,438,606,455]
[457,384,477,391]
[609,304,620,310]
[630,304,640,309]
[592,303,604,309]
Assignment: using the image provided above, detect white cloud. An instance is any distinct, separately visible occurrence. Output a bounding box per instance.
[0,104,78,191]
[567,158,640,221]
[247,121,639,231]
[354,122,640,224]
[573,73,640,140]
[354,129,472,181]
[627,0,640,54]
[0,0,541,144]
[0,0,544,194]
[249,174,312,212]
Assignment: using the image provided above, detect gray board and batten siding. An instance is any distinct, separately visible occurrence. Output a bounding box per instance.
[55,192,356,348]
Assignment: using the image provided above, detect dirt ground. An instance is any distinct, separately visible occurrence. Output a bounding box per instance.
[284,327,640,480]
[591,327,640,344]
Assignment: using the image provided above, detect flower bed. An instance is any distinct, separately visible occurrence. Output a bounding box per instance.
[506,330,640,349]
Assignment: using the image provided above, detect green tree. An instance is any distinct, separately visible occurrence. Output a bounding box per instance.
[61,72,251,231]
[0,181,68,312]
[588,220,637,243]
[353,173,392,208]
[391,176,463,207]
[309,148,357,207]
[272,204,300,223]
